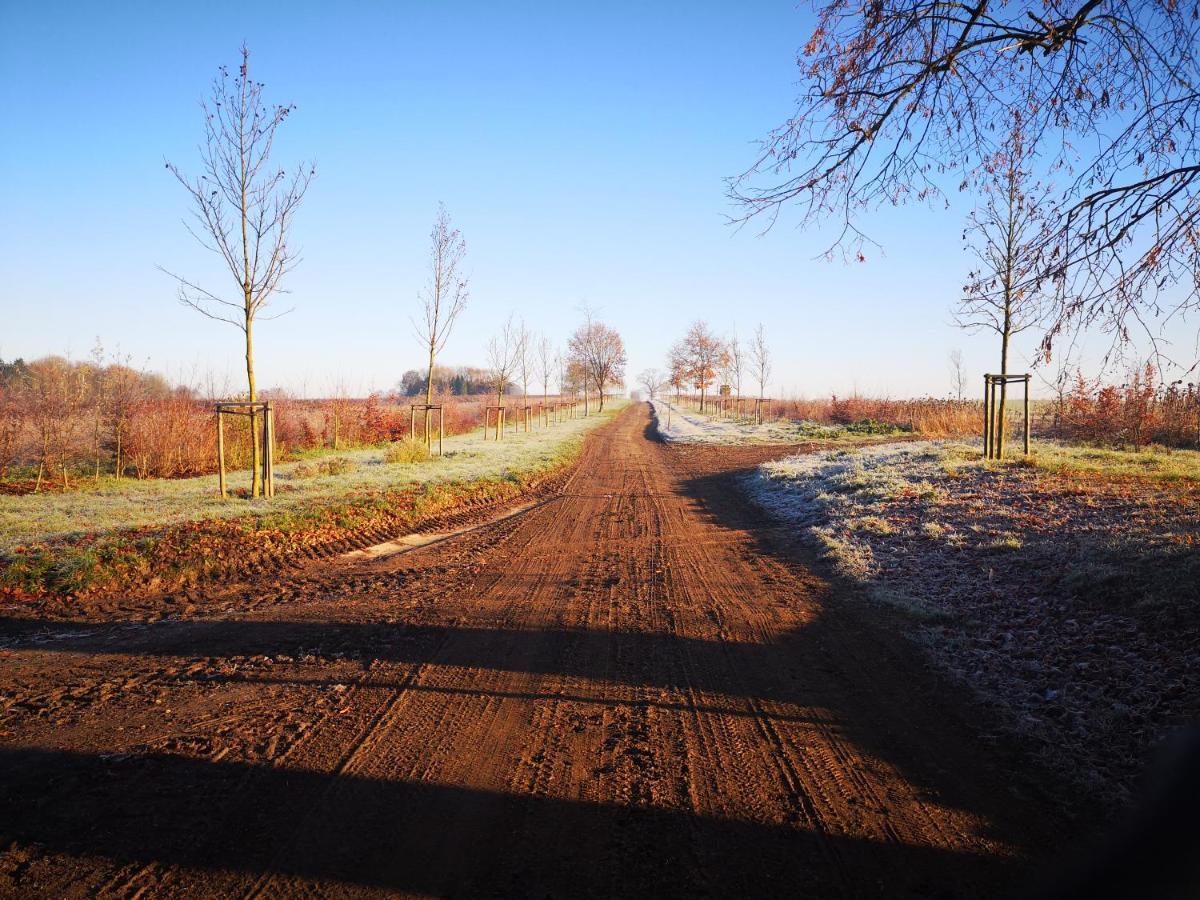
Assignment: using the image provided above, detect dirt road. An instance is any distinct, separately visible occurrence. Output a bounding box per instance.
[0,403,1064,897]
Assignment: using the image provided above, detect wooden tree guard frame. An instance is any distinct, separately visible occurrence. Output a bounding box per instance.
[982,374,1031,459]
[484,406,506,441]
[515,405,533,433]
[215,400,275,499]
[753,398,772,425]
[410,404,445,456]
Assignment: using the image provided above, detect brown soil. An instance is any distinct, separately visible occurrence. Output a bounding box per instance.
[0,404,1073,898]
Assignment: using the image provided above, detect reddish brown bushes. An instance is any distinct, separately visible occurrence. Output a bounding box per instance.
[773,395,980,437]
[1060,364,1200,449]
[0,356,499,489]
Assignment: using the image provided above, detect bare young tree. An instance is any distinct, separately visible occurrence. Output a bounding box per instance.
[162,45,314,497]
[327,376,352,450]
[414,203,468,446]
[515,320,532,423]
[88,338,107,483]
[948,349,968,403]
[1033,339,1080,440]
[731,3,1200,361]
[537,335,554,414]
[486,314,520,435]
[568,312,627,413]
[750,323,772,400]
[957,122,1048,455]
[637,368,667,400]
[27,357,85,493]
[728,332,745,400]
[667,345,689,404]
[105,351,142,480]
[555,351,566,399]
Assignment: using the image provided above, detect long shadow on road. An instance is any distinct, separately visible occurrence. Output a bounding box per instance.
[0,745,1017,897]
[0,608,1053,897]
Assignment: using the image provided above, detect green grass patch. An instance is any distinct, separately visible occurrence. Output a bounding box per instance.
[1011,443,1200,483]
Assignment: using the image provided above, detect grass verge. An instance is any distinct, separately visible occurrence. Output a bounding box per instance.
[744,438,1200,806]
[1,404,624,603]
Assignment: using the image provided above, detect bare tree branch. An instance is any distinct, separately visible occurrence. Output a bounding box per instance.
[731,1,1200,359]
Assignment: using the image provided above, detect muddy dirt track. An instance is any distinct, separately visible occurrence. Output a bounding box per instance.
[0,403,1071,898]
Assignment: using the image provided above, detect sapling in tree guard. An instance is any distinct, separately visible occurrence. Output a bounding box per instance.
[414,204,468,449]
[956,116,1047,458]
[486,315,520,440]
[162,46,313,498]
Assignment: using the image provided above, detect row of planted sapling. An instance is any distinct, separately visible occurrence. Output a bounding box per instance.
[161,51,627,496]
[479,309,626,441]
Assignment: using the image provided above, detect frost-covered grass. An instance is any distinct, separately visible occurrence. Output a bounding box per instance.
[650,399,903,445]
[0,402,626,550]
[751,442,942,521]
[747,442,952,615]
[743,438,1200,804]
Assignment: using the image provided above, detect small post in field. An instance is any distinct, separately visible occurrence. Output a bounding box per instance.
[217,410,227,499]
[982,375,991,458]
[1024,374,1031,455]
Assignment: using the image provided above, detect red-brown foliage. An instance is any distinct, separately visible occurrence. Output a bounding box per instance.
[0,356,503,488]
[773,395,979,437]
[1062,364,1200,449]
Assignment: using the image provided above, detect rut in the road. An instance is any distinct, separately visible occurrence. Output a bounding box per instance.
[0,403,1064,898]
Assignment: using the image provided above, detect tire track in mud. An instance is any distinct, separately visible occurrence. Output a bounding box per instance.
[237,424,631,898]
[0,403,1064,898]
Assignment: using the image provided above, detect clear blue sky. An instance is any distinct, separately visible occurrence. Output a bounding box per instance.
[0,1,1184,398]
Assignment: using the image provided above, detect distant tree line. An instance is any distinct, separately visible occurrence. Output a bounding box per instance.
[399,366,503,398]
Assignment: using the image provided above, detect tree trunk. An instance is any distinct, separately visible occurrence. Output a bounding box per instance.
[496,384,504,440]
[94,412,102,484]
[35,430,49,493]
[998,330,1010,459]
[246,312,261,498]
[424,339,436,448]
